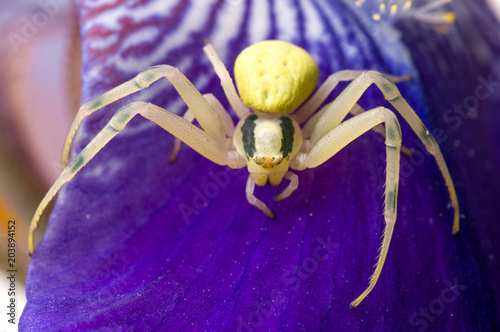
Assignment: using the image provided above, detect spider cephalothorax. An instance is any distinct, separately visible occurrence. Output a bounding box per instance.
[235,112,302,186]
[28,39,459,308]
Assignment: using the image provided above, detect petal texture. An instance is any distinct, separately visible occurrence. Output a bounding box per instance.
[21,0,500,331]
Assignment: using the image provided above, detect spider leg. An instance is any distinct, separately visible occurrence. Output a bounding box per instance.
[203,43,250,119]
[28,101,245,255]
[301,102,332,139]
[204,93,236,138]
[169,108,195,163]
[246,174,276,219]
[169,93,235,163]
[293,70,409,124]
[294,107,401,308]
[274,171,299,201]
[349,104,413,157]
[349,104,386,138]
[301,103,411,156]
[309,71,459,233]
[302,103,379,139]
[62,65,228,165]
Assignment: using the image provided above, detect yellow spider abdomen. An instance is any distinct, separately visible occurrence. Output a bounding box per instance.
[234,40,319,114]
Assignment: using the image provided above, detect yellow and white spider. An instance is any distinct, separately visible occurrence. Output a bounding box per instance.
[28,40,459,308]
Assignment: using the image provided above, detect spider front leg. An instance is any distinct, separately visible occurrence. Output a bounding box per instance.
[292,107,401,308]
[62,65,228,165]
[302,103,412,156]
[309,71,459,233]
[293,70,410,124]
[28,101,245,255]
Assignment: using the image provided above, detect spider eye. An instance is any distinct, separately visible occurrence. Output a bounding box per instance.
[254,156,284,169]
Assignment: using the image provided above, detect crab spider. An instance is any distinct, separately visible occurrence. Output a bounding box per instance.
[28,40,459,308]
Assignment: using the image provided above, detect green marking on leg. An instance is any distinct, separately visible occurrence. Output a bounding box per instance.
[148,65,163,70]
[107,124,119,133]
[395,119,402,138]
[386,191,394,211]
[116,107,133,125]
[141,66,162,83]
[69,154,85,172]
[89,97,103,111]
[387,126,395,141]
[387,94,401,103]
[135,67,163,88]
[143,72,157,83]
[379,73,390,80]
[386,186,398,213]
[377,78,397,100]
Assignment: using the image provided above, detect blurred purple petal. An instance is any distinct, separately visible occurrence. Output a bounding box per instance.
[21,0,500,331]
[398,0,500,324]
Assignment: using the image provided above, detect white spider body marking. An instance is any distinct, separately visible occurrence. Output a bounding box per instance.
[28,40,460,308]
[233,112,302,187]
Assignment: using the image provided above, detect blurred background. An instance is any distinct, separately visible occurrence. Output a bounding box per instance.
[0,0,78,327]
[0,0,499,327]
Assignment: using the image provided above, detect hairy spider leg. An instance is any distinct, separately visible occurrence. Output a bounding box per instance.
[348,103,413,157]
[294,107,401,308]
[28,101,245,255]
[62,65,227,165]
[308,71,459,234]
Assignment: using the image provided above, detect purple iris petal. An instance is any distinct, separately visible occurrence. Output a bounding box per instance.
[397,0,500,324]
[21,0,500,330]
